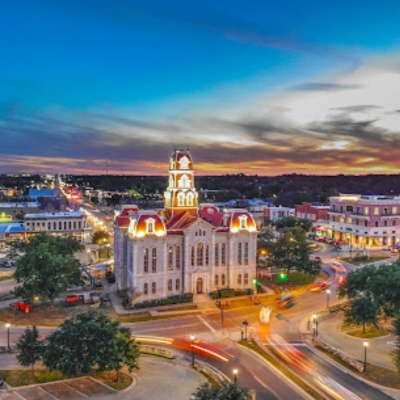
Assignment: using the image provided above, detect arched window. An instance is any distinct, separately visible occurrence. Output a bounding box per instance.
[214,274,219,286]
[374,207,379,215]
[187,192,194,206]
[168,279,173,291]
[168,246,173,270]
[221,243,226,266]
[144,249,149,273]
[221,274,226,286]
[238,243,242,265]
[384,220,388,227]
[205,245,209,266]
[244,273,248,285]
[191,246,195,266]
[152,282,156,294]
[175,245,181,269]
[375,221,379,227]
[144,283,148,295]
[178,192,185,206]
[244,242,249,265]
[197,243,204,266]
[215,244,219,266]
[176,279,180,291]
[151,248,157,272]
[237,274,242,285]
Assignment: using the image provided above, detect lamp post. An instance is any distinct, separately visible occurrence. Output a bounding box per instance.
[233,368,238,387]
[5,323,10,350]
[190,335,195,366]
[312,314,318,338]
[326,289,331,308]
[363,342,368,373]
[86,248,91,265]
[243,320,248,340]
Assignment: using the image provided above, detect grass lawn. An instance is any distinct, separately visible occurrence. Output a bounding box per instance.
[314,345,400,388]
[340,255,391,266]
[0,271,14,281]
[240,340,326,400]
[0,369,132,390]
[346,327,389,339]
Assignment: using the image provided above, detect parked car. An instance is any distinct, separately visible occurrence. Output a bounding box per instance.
[0,259,11,268]
[326,237,336,244]
[9,302,33,312]
[335,239,347,245]
[311,256,322,262]
[317,237,327,242]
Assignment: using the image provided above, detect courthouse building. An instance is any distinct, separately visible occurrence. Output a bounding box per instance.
[114,149,258,302]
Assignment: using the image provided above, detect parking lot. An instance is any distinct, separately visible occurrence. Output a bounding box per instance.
[1,377,115,400]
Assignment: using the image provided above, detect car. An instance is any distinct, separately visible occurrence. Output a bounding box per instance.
[309,281,331,292]
[335,239,347,245]
[330,263,346,274]
[275,294,295,309]
[317,237,327,242]
[326,238,336,244]
[311,256,322,262]
[0,259,11,268]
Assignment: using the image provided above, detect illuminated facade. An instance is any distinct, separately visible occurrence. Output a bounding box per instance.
[328,194,400,247]
[114,149,258,302]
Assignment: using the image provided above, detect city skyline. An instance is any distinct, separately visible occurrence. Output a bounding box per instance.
[1,1,400,176]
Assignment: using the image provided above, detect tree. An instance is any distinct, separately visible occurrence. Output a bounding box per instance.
[13,234,82,309]
[92,230,110,245]
[344,294,379,333]
[192,382,251,400]
[42,311,140,377]
[392,313,400,373]
[16,326,42,375]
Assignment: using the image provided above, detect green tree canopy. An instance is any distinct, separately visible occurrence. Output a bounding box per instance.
[344,294,379,333]
[274,216,312,233]
[13,234,82,308]
[16,326,42,374]
[192,382,251,400]
[92,230,110,245]
[42,311,140,377]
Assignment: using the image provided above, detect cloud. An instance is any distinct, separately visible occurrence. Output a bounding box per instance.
[287,82,362,92]
[330,105,382,113]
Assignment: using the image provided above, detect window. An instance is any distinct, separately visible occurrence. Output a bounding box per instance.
[59,221,62,230]
[152,282,156,294]
[205,245,209,266]
[332,205,336,212]
[238,243,242,265]
[215,244,219,266]
[53,222,56,230]
[346,205,353,212]
[69,221,72,230]
[356,207,360,215]
[244,273,249,285]
[393,220,397,226]
[365,220,368,227]
[332,216,336,222]
[144,249,149,273]
[78,221,81,229]
[237,274,242,285]
[384,220,388,227]
[365,207,369,215]
[374,207,379,215]
[168,246,173,270]
[375,221,379,227]
[393,207,398,215]
[221,274,226,286]
[347,218,352,224]
[176,279,180,291]
[151,248,157,272]
[197,243,203,266]
[356,219,359,225]
[384,208,388,215]
[191,246,195,266]
[239,215,247,230]
[187,192,194,206]
[73,221,76,229]
[146,219,155,234]
[214,275,219,286]
[340,206,344,213]
[47,222,51,230]
[178,193,185,206]
[221,243,226,266]
[175,245,181,269]
[64,222,67,230]
[168,279,173,291]
[244,243,249,265]
[144,283,148,295]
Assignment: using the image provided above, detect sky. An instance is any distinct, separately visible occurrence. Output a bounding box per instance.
[1,0,400,176]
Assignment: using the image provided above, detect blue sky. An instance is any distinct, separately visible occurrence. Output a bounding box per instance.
[1,0,400,175]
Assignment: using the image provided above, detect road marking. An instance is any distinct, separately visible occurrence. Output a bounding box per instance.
[63,382,89,398]
[253,374,269,389]
[197,315,216,332]
[13,392,26,400]
[132,322,201,333]
[38,386,59,400]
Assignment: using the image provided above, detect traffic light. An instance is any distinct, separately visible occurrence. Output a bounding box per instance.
[279,273,287,282]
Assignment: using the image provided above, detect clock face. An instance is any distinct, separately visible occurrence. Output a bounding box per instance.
[179,156,190,169]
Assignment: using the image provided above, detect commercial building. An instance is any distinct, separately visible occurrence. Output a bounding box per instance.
[295,203,330,237]
[263,206,294,222]
[0,202,40,222]
[24,211,91,243]
[114,149,258,303]
[328,194,400,247]
[0,223,26,248]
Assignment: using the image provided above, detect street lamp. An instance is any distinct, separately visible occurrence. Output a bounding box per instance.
[363,342,368,373]
[190,335,195,366]
[5,323,10,350]
[326,289,331,308]
[242,320,249,341]
[86,248,91,265]
[312,314,318,338]
[233,368,238,387]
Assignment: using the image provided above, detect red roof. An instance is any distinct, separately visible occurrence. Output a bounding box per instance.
[116,216,130,228]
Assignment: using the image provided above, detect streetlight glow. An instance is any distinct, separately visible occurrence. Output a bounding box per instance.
[363,342,369,373]
[233,368,238,387]
[5,323,10,350]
